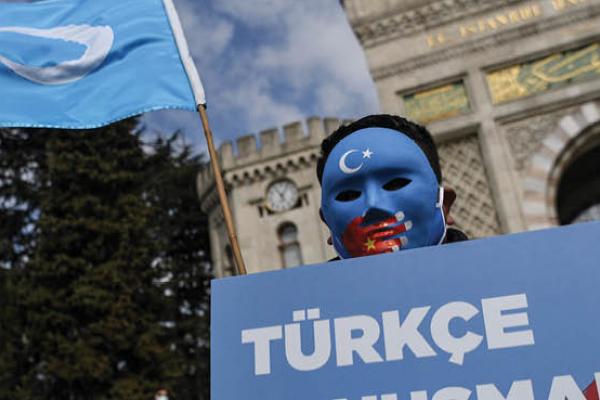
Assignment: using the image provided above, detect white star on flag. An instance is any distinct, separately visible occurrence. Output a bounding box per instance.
[362,148,373,159]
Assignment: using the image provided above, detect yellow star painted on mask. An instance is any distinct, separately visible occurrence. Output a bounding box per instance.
[365,237,376,252]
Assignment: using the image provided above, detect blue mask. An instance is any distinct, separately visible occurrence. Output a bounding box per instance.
[320,127,446,259]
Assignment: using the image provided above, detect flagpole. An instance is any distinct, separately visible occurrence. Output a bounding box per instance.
[162,0,247,275]
[197,104,247,276]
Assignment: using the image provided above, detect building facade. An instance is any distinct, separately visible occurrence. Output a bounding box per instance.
[197,118,344,276]
[199,0,600,276]
[344,0,600,232]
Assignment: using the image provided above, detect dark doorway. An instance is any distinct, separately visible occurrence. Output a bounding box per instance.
[556,142,600,224]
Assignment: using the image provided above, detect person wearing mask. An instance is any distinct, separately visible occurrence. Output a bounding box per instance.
[316,114,597,399]
[317,114,465,260]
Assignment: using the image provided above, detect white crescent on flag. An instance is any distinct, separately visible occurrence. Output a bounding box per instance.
[0,24,114,85]
[0,0,205,129]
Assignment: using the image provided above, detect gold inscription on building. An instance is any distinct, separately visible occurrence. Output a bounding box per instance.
[426,33,448,48]
[426,0,588,49]
[552,0,588,11]
[403,81,471,124]
[486,43,600,104]
[458,4,542,39]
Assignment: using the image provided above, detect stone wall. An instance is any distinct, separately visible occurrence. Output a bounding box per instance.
[438,135,502,238]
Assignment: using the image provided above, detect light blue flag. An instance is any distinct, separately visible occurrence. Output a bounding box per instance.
[0,0,205,129]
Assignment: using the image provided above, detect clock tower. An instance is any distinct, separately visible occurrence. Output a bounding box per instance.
[197,117,343,276]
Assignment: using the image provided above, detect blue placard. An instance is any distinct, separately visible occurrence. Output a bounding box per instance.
[211,222,600,400]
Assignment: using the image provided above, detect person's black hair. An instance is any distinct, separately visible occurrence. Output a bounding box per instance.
[316,114,442,184]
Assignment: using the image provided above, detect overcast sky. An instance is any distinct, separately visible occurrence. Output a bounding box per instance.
[143,0,379,153]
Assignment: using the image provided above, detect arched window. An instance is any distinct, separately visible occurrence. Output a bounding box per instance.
[278,223,303,268]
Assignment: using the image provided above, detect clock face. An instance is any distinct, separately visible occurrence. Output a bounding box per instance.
[267,180,299,213]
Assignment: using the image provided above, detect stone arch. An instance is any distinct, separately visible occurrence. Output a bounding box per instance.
[522,101,600,230]
[556,138,600,224]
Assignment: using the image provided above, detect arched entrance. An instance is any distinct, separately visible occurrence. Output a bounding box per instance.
[556,127,600,225]
[522,101,600,230]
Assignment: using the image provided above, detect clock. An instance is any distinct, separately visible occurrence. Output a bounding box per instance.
[266,180,299,213]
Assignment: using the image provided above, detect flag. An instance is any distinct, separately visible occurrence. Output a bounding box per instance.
[0,0,205,129]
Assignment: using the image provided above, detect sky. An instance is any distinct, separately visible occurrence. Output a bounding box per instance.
[142,0,379,154]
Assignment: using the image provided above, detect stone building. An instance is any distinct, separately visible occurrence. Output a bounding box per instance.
[197,118,344,276]
[199,0,600,276]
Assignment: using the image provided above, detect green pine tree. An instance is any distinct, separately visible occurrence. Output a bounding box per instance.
[0,127,49,399]
[0,125,213,399]
[0,268,15,399]
[145,135,211,400]
[14,121,183,400]
[0,127,48,270]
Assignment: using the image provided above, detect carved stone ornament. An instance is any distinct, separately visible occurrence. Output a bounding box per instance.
[350,0,523,48]
[438,134,502,238]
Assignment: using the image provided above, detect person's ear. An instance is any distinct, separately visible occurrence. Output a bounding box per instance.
[442,187,457,226]
[320,208,333,246]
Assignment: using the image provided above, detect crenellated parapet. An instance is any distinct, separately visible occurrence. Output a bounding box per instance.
[196,116,351,211]
[217,117,347,170]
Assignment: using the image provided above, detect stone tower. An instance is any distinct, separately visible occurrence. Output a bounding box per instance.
[343,0,600,232]
[197,118,346,276]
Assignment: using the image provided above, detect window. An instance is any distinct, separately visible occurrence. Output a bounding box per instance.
[278,223,303,268]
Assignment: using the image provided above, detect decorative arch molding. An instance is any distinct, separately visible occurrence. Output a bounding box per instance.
[522,101,600,230]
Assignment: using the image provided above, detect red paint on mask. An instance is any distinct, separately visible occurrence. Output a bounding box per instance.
[341,213,412,258]
[585,381,598,400]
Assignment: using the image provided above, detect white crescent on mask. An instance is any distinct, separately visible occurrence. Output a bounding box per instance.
[339,149,363,174]
[0,25,114,85]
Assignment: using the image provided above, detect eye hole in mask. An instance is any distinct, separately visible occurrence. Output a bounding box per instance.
[335,189,361,202]
[382,177,411,191]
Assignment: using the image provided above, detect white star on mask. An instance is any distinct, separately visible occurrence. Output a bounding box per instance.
[362,148,373,159]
